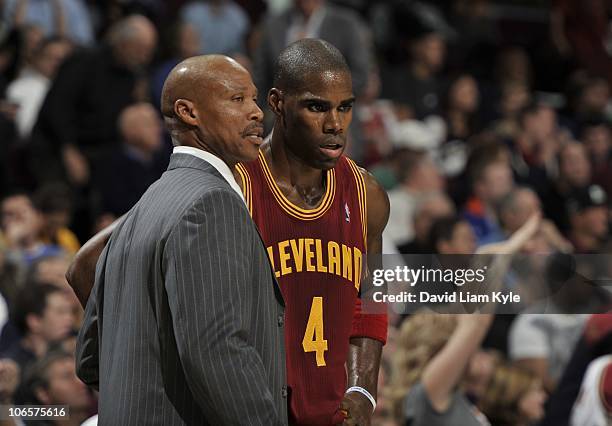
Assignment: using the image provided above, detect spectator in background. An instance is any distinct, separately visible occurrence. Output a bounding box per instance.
[443,73,481,142]
[5,37,72,140]
[581,116,611,167]
[32,183,79,255]
[511,102,560,192]
[508,253,610,393]
[29,255,71,291]
[566,184,609,254]
[495,46,533,91]
[2,284,73,375]
[398,192,455,255]
[489,81,531,140]
[254,0,371,111]
[541,312,612,426]
[485,46,533,138]
[499,187,542,235]
[479,362,547,426]
[463,152,514,245]
[151,21,200,110]
[94,102,169,219]
[491,188,571,354]
[561,141,593,190]
[509,309,588,394]
[384,150,444,248]
[0,253,81,357]
[180,0,248,56]
[31,15,157,188]
[387,214,541,425]
[429,215,477,255]
[0,193,63,265]
[579,116,612,196]
[19,350,92,424]
[498,187,572,254]
[388,313,495,425]
[570,354,612,426]
[0,237,25,308]
[550,0,612,88]
[15,24,44,74]
[541,141,592,232]
[380,8,447,120]
[28,254,83,329]
[2,0,94,46]
[562,71,610,134]
[446,0,499,67]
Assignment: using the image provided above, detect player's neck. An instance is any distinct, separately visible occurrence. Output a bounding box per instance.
[267,138,326,191]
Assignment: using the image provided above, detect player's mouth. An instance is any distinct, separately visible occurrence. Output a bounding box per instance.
[319,142,344,159]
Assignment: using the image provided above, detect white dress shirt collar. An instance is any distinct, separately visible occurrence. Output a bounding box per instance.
[172,146,245,204]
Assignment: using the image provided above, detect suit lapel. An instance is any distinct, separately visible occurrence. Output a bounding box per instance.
[167,153,285,306]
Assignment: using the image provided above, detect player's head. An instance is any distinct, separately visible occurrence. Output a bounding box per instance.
[161,55,264,167]
[269,39,354,170]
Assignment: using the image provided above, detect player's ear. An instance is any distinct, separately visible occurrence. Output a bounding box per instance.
[268,88,283,116]
[174,99,198,126]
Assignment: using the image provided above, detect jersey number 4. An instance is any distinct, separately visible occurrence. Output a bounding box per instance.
[302,296,328,367]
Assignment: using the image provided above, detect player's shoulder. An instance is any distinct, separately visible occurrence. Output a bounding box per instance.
[342,156,388,204]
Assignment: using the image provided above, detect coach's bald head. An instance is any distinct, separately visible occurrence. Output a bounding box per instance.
[161,55,244,119]
[160,55,264,166]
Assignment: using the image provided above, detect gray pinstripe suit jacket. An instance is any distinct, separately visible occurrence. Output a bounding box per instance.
[76,153,288,425]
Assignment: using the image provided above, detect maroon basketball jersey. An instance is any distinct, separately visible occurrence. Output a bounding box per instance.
[236,152,367,425]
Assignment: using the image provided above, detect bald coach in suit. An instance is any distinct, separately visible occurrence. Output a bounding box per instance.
[75,56,288,425]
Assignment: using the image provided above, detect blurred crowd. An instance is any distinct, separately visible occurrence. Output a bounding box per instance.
[0,0,611,425]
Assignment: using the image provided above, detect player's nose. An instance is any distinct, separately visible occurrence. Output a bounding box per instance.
[323,110,342,135]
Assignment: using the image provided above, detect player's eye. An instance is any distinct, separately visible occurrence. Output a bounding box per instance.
[232,95,244,102]
[338,104,353,113]
[307,103,327,112]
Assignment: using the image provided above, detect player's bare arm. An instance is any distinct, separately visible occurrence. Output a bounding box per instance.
[66,220,119,307]
[341,168,390,426]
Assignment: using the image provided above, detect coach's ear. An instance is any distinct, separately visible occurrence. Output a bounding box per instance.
[174,99,198,126]
[267,88,283,117]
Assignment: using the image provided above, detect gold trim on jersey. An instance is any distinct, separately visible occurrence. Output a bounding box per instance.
[346,158,368,247]
[235,163,253,216]
[258,151,336,221]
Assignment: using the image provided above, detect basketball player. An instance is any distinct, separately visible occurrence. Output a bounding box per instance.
[67,40,389,426]
[234,39,389,425]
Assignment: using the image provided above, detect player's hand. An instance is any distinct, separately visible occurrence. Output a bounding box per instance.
[338,391,372,426]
